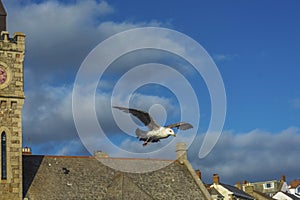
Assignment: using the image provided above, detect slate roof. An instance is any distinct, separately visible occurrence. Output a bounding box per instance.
[23,155,210,200]
[221,183,254,200]
[284,192,300,200]
[276,192,300,200]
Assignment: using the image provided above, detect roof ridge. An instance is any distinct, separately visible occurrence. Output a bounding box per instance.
[23,154,175,162]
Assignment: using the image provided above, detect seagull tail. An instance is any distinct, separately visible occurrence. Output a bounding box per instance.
[135,128,147,138]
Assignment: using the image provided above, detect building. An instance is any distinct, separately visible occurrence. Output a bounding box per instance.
[235,182,274,200]
[210,174,254,200]
[0,0,25,199]
[0,1,212,199]
[237,175,289,198]
[208,187,224,200]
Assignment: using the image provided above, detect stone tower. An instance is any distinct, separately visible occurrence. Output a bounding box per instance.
[0,1,25,199]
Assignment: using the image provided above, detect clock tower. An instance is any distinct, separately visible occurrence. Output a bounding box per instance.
[0,1,25,200]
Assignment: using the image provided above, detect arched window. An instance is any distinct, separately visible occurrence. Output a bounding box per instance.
[1,131,6,180]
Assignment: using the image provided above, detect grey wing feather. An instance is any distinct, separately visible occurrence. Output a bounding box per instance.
[166,122,193,130]
[113,106,160,130]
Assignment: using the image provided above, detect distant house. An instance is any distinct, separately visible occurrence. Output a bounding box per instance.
[236,182,274,200]
[22,142,212,200]
[210,174,254,200]
[273,191,300,200]
[238,175,289,198]
[289,180,300,198]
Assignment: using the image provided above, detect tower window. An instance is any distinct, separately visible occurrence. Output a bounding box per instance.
[1,131,6,180]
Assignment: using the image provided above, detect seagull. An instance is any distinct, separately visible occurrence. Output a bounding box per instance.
[113,106,193,146]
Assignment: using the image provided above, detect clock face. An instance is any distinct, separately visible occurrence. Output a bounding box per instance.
[0,67,7,84]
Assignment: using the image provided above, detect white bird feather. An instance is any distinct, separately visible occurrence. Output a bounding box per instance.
[113,106,193,146]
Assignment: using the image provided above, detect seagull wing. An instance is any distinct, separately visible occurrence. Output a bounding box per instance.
[166,122,193,130]
[113,106,160,130]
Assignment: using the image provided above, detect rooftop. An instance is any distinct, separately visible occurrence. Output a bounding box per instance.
[23,153,210,199]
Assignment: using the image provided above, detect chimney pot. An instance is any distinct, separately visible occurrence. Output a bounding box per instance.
[236,182,242,190]
[94,150,108,158]
[22,147,32,155]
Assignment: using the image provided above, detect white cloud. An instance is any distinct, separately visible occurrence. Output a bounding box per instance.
[189,127,300,184]
[23,81,179,152]
[4,0,156,83]
[5,0,182,151]
[290,98,300,109]
[213,53,237,62]
[96,20,163,38]
[23,84,75,144]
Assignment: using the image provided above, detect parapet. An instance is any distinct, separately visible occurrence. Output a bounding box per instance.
[0,31,25,52]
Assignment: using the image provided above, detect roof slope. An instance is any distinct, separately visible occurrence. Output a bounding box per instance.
[104,174,154,200]
[221,183,254,200]
[283,192,300,200]
[274,191,300,200]
[252,190,274,200]
[23,155,210,200]
[291,180,300,189]
[208,187,224,198]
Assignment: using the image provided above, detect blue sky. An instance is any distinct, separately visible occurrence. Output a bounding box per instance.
[3,0,300,184]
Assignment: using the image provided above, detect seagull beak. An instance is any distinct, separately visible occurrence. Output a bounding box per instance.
[173,134,176,137]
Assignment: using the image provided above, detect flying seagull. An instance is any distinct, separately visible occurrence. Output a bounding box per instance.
[113,106,193,146]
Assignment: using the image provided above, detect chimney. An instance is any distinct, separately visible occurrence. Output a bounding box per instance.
[281,175,286,182]
[236,182,242,190]
[245,185,254,194]
[0,0,7,32]
[22,147,32,155]
[213,174,220,185]
[176,142,187,164]
[94,150,108,158]
[195,170,202,180]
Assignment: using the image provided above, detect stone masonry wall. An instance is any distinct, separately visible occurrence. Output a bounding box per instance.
[0,31,25,200]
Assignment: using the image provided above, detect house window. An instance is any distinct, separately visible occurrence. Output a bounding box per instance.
[297,187,300,194]
[1,132,7,180]
[263,182,274,189]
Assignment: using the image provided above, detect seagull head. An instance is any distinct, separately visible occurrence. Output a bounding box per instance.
[166,128,176,137]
